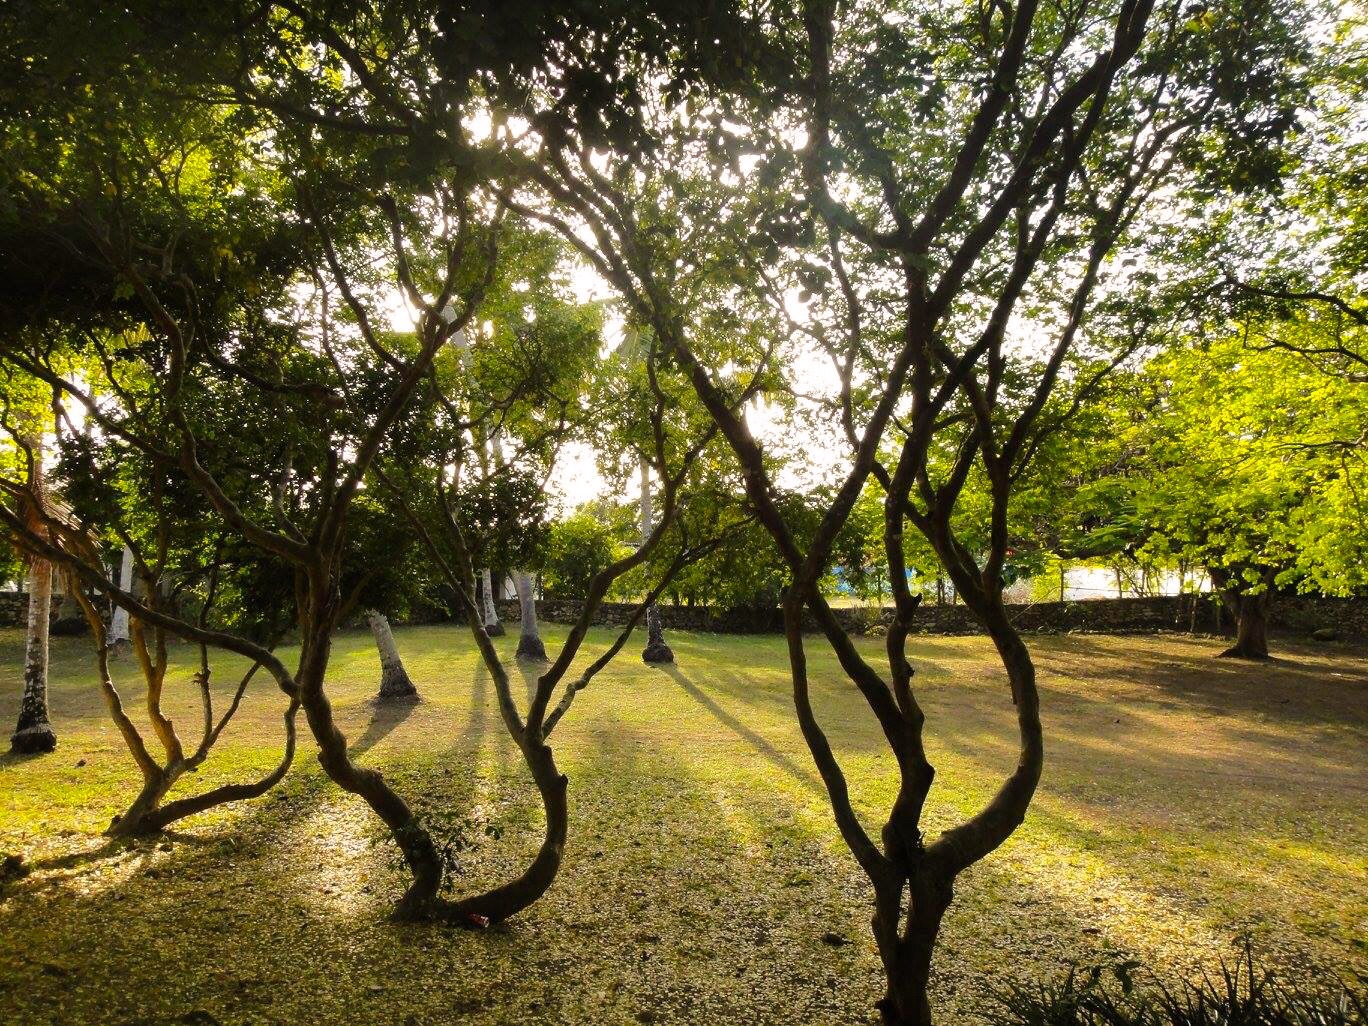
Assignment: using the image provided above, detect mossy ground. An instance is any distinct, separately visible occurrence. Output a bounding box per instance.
[0,624,1364,1025]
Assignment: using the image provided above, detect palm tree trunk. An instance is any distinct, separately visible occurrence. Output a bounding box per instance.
[367,610,418,700]
[12,428,56,754]
[638,458,673,664]
[11,558,56,753]
[480,568,505,636]
[108,545,134,650]
[513,571,546,660]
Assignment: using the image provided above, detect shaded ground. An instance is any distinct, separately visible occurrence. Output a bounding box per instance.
[0,625,1363,1025]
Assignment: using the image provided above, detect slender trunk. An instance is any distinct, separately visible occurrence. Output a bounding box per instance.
[638,458,673,664]
[513,571,546,661]
[108,545,134,649]
[112,700,302,837]
[295,616,443,917]
[12,559,56,754]
[480,568,504,636]
[367,610,418,700]
[438,737,568,923]
[874,872,953,1026]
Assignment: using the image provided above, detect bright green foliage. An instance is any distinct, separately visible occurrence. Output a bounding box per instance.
[542,511,629,601]
[1066,338,1368,600]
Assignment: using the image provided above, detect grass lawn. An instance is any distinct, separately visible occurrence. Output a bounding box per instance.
[0,623,1364,1025]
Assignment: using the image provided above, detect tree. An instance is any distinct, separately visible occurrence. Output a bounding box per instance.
[5,397,57,754]
[0,0,514,886]
[542,510,623,600]
[366,610,418,700]
[638,456,674,663]
[492,0,1310,1019]
[1126,338,1366,658]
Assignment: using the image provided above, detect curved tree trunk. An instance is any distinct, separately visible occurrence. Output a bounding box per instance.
[512,571,546,661]
[294,616,444,918]
[436,736,568,924]
[109,699,303,837]
[480,568,505,636]
[638,458,673,664]
[367,610,418,700]
[12,558,56,754]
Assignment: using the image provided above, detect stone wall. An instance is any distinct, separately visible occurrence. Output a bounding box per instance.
[0,592,61,628]
[494,593,1365,639]
[5,589,1359,639]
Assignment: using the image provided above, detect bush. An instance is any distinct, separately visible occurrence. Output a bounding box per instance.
[993,944,1365,1026]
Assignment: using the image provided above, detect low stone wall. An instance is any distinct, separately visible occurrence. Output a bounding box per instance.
[496,593,1365,639]
[0,592,61,628]
[4,590,1359,639]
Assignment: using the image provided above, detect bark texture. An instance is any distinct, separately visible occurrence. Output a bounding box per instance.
[367,610,418,699]
[12,425,56,755]
[638,458,673,664]
[480,568,505,636]
[1210,567,1273,660]
[1221,592,1271,660]
[513,572,547,661]
[11,560,56,754]
[641,603,674,664]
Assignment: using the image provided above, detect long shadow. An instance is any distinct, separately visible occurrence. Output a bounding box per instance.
[349,695,421,758]
[1036,634,1368,728]
[0,749,49,771]
[662,665,824,796]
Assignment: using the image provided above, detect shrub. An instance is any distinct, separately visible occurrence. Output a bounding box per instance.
[993,944,1365,1026]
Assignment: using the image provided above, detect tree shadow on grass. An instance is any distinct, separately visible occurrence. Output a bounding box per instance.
[0,668,1352,1026]
[661,665,824,797]
[350,695,422,758]
[1035,634,1368,729]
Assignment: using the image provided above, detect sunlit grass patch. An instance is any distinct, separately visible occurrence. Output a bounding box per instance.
[0,624,1363,1024]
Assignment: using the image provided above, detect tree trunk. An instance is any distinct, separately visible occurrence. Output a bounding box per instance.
[367,610,418,700]
[12,559,56,754]
[638,458,673,664]
[642,603,673,664]
[512,571,546,661]
[107,771,177,837]
[873,873,953,1026]
[480,568,504,636]
[1220,591,1271,660]
[1209,567,1273,660]
[50,585,87,636]
[437,737,568,924]
[108,545,134,650]
[294,617,443,918]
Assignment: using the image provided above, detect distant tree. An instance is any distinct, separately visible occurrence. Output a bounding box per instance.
[543,511,622,601]
[1132,339,1366,657]
[3,390,57,755]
